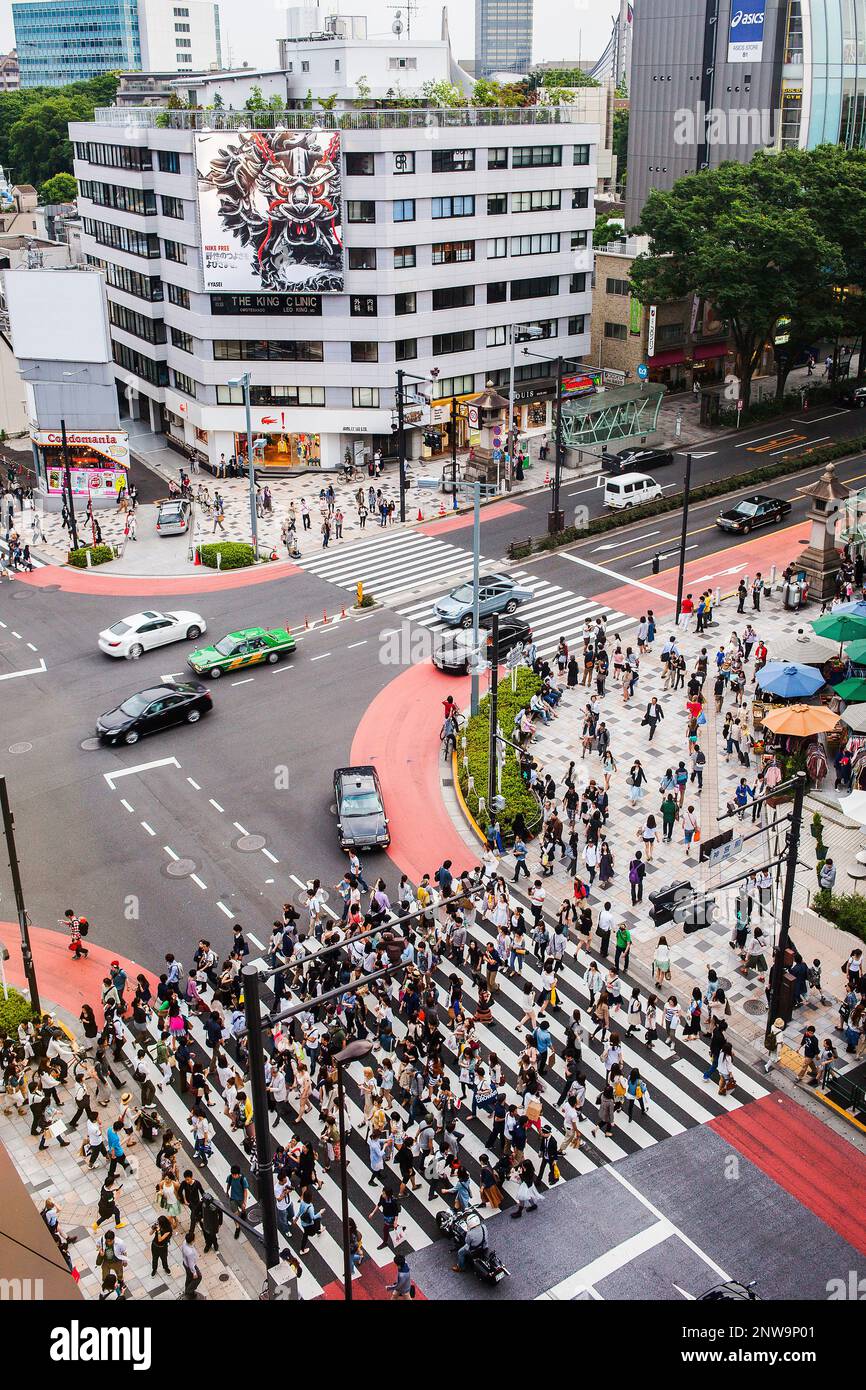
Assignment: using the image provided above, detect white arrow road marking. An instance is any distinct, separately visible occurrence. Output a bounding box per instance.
[103,756,181,789]
[594,530,660,552]
[692,563,748,583]
[0,658,47,682]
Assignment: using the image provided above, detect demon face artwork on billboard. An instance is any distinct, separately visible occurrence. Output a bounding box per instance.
[196,129,344,293]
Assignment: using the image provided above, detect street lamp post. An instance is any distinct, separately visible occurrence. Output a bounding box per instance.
[59,418,79,551]
[767,772,807,1026]
[0,776,40,1016]
[551,354,565,535]
[334,1039,372,1299]
[506,323,545,489]
[228,373,258,555]
[241,964,279,1282]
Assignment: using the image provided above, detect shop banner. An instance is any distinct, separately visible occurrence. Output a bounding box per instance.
[32,428,129,470]
[629,297,643,335]
[727,2,766,63]
[45,467,126,498]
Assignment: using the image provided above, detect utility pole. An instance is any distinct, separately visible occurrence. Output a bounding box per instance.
[396,368,407,523]
[487,614,499,812]
[549,355,565,535]
[450,392,458,492]
[767,772,806,1026]
[0,776,40,1015]
[59,418,79,551]
[470,479,481,716]
[675,451,693,623]
[241,965,279,1285]
[243,373,258,556]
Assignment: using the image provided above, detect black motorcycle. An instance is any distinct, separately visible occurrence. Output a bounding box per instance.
[436,1207,509,1286]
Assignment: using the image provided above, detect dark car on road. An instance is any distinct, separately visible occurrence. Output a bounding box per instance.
[433,615,531,675]
[715,493,792,534]
[602,447,675,475]
[96,681,213,745]
[838,385,866,409]
[334,765,390,850]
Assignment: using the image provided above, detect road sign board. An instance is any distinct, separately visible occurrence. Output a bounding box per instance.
[636,363,649,381]
[737,399,744,412]
[708,835,744,866]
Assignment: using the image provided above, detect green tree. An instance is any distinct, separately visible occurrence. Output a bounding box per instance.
[420,79,466,108]
[631,153,845,407]
[39,171,77,203]
[0,72,117,186]
[538,68,599,88]
[8,94,95,187]
[612,108,628,181]
[593,211,625,248]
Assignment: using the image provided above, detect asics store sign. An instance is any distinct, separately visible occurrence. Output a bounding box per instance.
[727,1,766,62]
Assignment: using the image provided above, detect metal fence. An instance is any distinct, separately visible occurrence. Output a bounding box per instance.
[91,104,598,132]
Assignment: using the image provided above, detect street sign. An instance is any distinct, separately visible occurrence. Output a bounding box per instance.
[675,410,682,438]
[636,363,649,381]
[737,399,744,412]
[708,835,744,866]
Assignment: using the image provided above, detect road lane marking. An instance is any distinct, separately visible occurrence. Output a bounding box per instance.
[558,551,676,599]
[347,641,367,649]
[0,658,47,682]
[120,799,134,813]
[186,777,201,790]
[262,848,279,863]
[690,451,716,458]
[209,798,224,812]
[104,756,180,789]
[164,846,180,861]
[247,933,264,950]
[604,1166,729,1281]
[11,631,21,639]
[769,433,829,455]
[791,410,847,422]
[0,620,5,627]
[231,677,255,686]
[310,652,331,661]
[216,901,233,917]
[734,428,793,448]
[594,530,660,552]
[26,643,37,651]
[190,874,207,890]
[272,663,293,672]
[536,1221,673,1300]
[161,672,184,682]
[141,821,156,836]
[233,821,248,834]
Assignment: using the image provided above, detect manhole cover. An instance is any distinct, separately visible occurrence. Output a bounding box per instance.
[742,998,767,1016]
[80,737,101,751]
[9,586,35,599]
[40,584,61,592]
[166,858,196,877]
[8,742,32,753]
[219,1273,230,1283]
[236,833,266,852]
[715,976,732,990]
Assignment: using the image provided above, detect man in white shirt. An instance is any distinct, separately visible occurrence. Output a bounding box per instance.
[181,1233,203,1299]
[274,1175,294,1238]
[86,1115,105,1168]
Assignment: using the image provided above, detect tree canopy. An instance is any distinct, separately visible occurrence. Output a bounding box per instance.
[630,147,866,403]
[39,171,77,203]
[0,73,117,188]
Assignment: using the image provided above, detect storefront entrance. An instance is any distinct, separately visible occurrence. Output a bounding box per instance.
[237,432,322,469]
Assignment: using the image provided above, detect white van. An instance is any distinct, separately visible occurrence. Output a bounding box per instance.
[603,472,663,510]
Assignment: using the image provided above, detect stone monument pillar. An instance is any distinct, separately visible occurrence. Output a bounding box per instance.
[793,463,850,603]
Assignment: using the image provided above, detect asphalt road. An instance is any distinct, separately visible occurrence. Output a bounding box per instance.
[0,565,403,969]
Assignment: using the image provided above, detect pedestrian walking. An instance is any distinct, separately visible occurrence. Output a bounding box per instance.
[181,1232,203,1298]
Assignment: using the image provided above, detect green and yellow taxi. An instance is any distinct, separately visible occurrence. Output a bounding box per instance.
[187,626,296,678]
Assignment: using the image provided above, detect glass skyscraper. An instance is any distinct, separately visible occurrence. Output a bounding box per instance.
[475,0,533,77]
[13,0,142,87]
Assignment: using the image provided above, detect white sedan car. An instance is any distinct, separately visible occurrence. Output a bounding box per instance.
[98,610,207,659]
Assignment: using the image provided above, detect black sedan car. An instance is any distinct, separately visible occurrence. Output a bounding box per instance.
[715,493,792,534]
[334,765,390,850]
[433,615,531,674]
[96,681,213,745]
[602,447,675,474]
[838,384,866,408]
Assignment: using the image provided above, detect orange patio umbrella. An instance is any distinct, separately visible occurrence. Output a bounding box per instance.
[761,704,841,737]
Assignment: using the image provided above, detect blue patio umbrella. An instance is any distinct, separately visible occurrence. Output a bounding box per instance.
[755,662,826,699]
[830,600,866,619]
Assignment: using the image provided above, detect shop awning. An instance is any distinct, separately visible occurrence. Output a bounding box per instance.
[692,341,730,362]
[648,348,686,368]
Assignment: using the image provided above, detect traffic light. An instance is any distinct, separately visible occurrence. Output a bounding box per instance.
[649,881,717,932]
[423,431,442,450]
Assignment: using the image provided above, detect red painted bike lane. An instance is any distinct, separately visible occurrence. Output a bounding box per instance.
[0,921,157,1024]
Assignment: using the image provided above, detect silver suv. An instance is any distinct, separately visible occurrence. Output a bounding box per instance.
[155,498,192,536]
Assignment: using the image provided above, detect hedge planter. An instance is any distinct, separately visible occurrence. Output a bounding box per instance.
[68,543,116,568]
[197,541,257,570]
[457,667,543,840]
[0,987,35,1034]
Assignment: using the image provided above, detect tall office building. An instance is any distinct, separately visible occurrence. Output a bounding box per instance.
[13,0,222,88]
[475,0,533,77]
[627,0,866,225]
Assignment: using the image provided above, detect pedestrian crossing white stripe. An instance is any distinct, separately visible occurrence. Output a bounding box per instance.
[303,530,455,565]
[297,533,473,580]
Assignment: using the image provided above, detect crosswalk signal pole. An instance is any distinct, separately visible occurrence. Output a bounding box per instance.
[396,368,407,523]
[767,772,806,1026]
[675,451,693,621]
[0,776,40,1017]
[242,965,280,1289]
[487,614,500,812]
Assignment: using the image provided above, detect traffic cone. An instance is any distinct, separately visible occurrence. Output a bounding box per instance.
[193,547,201,566]
[543,467,550,486]
[417,508,423,521]
[439,499,446,517]
[341,604,347,619]
[323,610,329,624]
[304,615,309,629]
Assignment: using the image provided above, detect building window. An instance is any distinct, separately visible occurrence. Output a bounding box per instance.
[217,384,325,406]
[487,281,507,303]
[571,230,588,249]
[301,60,310,72]
[351,341,379,363]
[167,282,190,308]
[388,56,417,69]
[161,195,184,219]
[173,369,197,396]
[572,187,589,210]
[511,232,560,256]
[347,200,375,223]
[512,189,561,213]
[433,329,474,355]
[176,37,191,46]
[170,326,193,352]
[657,321,685,345]
[346,152,374,175]
[83,218,160,259]
[393,245,415,269]
[606,277,630,296]
[432,373,474,400]
[431,148,476,173]
[511,145,562,167]
[104,262,163,301]
[350,295,378,316]
[432,240,475,264]
[784,0,804,62]
[393,151,415,174]
[173,6,189,13]
[348,247,377,270]
[395,337,417,361]
[432,195,475,218]
[352,387,380,407]
[177,52,192,62]
[212,339,324,361]
[163,239,187,263]
[573,143,590,165]
[335,59,340,71]
[488,237,507,258]
[108,300,166,344]
[174,21,190,30]
[395,291,416,315]
[511,274,559,300]
[80,180,156,215]
[570,272,587,293]
[568,315,586,335]
[75,141,152,171]
[487,192,507,215]
[487,147,508,169]
[780,86,803,147]
[486,325,507,347]
[604,322,628,340]
[113,341,168,387]
[393,199,415,222]
[158,150,181,173]
[432,284,475,310]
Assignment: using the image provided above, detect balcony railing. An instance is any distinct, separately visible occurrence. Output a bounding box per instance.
[90,103,600,131]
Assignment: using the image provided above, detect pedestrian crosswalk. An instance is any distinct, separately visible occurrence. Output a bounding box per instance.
[124,882,770,1301]
[295,531,635,660]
